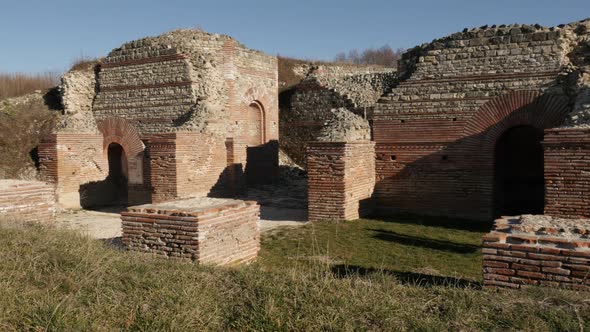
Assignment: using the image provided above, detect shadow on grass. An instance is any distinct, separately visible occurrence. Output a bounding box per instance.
[369,228,480,254]
[331,264,481,289]
[101,236,124,250]
[370,213,494,233]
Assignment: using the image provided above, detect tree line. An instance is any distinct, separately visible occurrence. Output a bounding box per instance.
[334,45,404,67]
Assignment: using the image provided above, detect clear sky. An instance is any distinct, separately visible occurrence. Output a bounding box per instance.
[1,0,589,74]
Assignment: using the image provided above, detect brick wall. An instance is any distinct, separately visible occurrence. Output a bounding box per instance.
[39,133,107,209]
[544,128,590,219]
[483,216,590,290]
[307,141,375,221]
[370,22,587,221]
[373,91,570,220]
[121,198,260,265]
[175,132,231,197]
[0,180,56,223]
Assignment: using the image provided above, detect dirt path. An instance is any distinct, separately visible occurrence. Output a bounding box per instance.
[55,205,307,240]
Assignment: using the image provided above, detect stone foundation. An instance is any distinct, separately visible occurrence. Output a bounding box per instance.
[307,141,375,221]
[0,180,56,223]
[483,215,590,290]
[121,197,260,265]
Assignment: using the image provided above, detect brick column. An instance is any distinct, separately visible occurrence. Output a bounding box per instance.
[307,141,375,222]
[544,128,590,219]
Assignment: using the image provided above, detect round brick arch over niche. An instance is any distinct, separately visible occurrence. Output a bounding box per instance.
[460,90,570,155]
[240,87,276,143]
[96,117,145,157]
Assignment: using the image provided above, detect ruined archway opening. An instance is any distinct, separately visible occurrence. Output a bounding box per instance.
[107,143,129,205]
[493,125,544,217]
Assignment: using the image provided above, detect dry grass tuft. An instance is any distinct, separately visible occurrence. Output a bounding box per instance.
[0,223,589,330]
[0,95,57,179]
[69,57,101,72]
[0,73,59,100]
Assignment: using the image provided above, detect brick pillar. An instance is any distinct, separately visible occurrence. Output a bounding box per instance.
[148,134,178,203]
[544,128,590,219]
[307,141,375,222]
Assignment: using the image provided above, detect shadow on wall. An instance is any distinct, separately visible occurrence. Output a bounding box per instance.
[372,92,570,221]
[208,163,246,198]
[245,140,279,185]
[79,176,127,208]
[331,264,480,288]
[208,140,280,198]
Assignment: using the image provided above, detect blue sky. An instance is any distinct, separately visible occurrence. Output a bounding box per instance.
[1,0,588,74]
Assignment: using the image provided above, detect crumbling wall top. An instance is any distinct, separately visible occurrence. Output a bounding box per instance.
[317,108,371,142]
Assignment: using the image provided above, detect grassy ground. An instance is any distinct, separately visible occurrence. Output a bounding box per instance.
[260,215,490,282]
[1,218,589,331]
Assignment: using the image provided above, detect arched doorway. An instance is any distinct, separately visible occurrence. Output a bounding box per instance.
[106,143,128,205]
[245,102,264,147]
[493,125,544,217]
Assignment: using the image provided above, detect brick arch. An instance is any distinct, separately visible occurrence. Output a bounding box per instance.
[461,91,570,155]
[96,117,145,157]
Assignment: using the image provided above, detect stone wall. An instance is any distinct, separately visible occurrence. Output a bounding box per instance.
[544,128,590,219]
[372,21,589,220]
[0,180,56,223]
[280,65,396,167]
[121,197,260,265]
[307,141,375,221]
[483,215,590,290]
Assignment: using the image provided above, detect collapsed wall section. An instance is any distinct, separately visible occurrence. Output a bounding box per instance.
[280,66,396,167]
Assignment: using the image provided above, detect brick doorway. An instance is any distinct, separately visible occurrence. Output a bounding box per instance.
[106,143,129,205]
[493,125,544,217]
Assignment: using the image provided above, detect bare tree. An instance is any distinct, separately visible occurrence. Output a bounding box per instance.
[334,45,403,67]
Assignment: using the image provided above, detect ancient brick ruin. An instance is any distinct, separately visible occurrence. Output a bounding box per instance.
[299,20,590,224]
[30,29,281,263]
[1,18,589,283]
[39,29,279,210]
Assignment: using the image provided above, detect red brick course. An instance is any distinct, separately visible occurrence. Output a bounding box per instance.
[0,180,56,224]
[544,128,590,219]
[307,141,375,221]
[483,217,590,290]
[373,91,570,220]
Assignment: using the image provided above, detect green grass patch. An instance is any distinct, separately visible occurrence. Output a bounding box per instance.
[259,215,490,282]
[0,218,589,331]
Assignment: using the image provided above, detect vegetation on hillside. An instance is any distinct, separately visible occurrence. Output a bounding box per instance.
[0,216,589,331]
[0,73,59,100]
[0,94,58,179]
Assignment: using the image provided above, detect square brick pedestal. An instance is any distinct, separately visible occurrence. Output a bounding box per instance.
[307,141,375,222]
[121,197,260,265]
